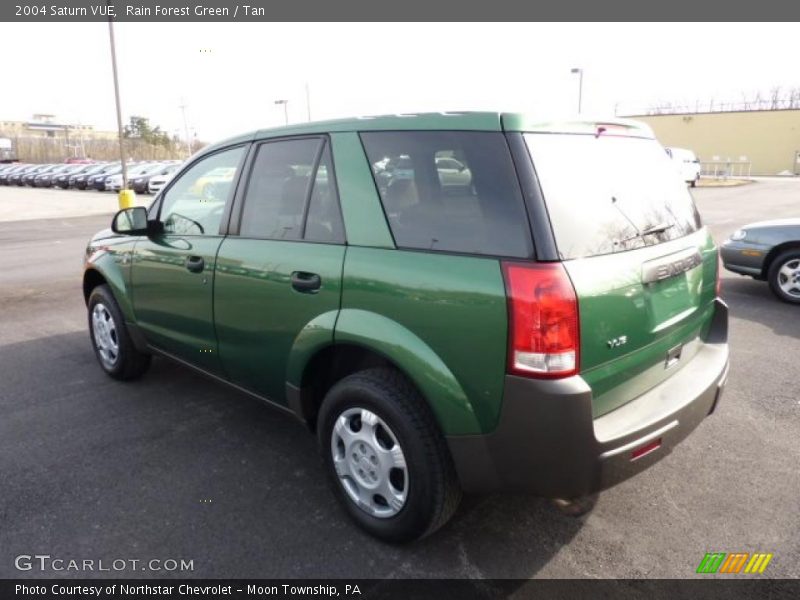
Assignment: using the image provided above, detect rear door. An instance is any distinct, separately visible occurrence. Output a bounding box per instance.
[524,129,718,417]
[213,137,346,404]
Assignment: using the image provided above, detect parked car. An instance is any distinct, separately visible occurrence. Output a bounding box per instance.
[54,164,95,189]
[91,165,124,191]
[70,163,111,190]
[105,163,168,193]
[23,164,62,186]
[665,147,701,187]
[721,219,800,303]
[86,164,122,191]
[0,163,27,184]
[147,167,180,194]
[130,162,180,194]
[83,113,729,542]
[9,164,49,186]
[33,164,75,187]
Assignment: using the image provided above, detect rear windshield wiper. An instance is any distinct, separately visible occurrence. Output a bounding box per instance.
[614,220,675,247]
[640,222,675,236]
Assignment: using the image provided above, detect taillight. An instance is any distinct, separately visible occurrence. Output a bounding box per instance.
[716,251,722,297]
[502,262,580,379]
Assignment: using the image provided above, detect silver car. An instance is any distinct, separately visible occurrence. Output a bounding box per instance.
[721,218,800,303]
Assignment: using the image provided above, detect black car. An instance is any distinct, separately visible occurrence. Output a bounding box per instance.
[34,164,74,188]
[54,164,95,189]
[130,162,179,194]
[23,164,61,186]
[0,163,28,185]
[72,164,114,190]
[9,164,48,186]
[88,165,123,191]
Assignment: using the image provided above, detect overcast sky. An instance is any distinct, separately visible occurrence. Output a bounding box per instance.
[2,22,798,142]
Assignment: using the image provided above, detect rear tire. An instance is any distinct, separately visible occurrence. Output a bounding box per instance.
[767,250,800,304]
[318,368,462,543]
[88,284,151,380]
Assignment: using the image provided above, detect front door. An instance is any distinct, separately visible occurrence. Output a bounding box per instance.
[131,145,248,373]
[214,137,346,403]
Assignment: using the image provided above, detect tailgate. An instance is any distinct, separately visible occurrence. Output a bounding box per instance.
[564,229,718,416]
[522,126,720,417]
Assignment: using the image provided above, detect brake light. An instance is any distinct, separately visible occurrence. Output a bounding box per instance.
[502,262,580,379]
[716,251,722,297]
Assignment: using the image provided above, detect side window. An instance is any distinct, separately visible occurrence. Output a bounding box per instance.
[239,139,321,240]
[304,143,345,243]
[159,146,245,235]
[361,131,532,258]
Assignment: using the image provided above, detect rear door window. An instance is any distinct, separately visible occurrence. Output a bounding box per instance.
[361,131,532,258]
[239,138,344,243]
[525,133,702,260]
[239,138,320,240]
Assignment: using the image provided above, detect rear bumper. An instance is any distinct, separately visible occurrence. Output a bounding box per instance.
[447,299,729,497]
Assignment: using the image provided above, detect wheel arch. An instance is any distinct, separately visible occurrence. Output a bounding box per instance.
[286,309,480,436]
[82,253,136,323]
[83,267,107,305]
[761,241,800,279]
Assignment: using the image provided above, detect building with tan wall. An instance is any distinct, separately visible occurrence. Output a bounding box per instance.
[0,114,119,161]
[628,109,800,176]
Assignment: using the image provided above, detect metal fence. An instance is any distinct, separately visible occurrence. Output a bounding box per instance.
[700,160,752,179]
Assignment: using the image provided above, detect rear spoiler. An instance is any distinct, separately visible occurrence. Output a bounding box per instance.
[502,115,655,139]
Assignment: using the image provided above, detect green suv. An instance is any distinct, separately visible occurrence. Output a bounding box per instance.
[83,113,729,542]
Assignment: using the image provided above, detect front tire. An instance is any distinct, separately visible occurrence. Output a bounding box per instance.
[88,284,151,379]
[318,368,462,543]
[767,250,800,304]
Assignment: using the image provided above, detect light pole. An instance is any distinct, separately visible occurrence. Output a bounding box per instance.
[274,99,289,126]
[107,10,129,199]
[305,83,311,122]
[571,67,583,114]
[179,99,191,157]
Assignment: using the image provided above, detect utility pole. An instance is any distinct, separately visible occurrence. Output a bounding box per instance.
[305,83,311,122]
[179,99,191,157]
[571,67,584,114]
[107,9,128,192]
[274,99,289,125]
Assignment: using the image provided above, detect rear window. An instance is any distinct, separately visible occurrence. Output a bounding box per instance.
[525,133,702,260]
[361,131,532,258]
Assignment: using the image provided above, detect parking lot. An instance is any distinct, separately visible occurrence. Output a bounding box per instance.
[0,180,798,580]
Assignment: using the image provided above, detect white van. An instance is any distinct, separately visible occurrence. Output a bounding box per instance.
[665,147,701,187]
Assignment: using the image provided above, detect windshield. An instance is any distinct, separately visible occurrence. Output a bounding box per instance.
[525,133,702,260]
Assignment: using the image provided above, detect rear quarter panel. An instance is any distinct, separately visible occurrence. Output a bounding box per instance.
[338,248,509,435]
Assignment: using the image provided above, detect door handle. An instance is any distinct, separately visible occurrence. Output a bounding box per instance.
[291,271,321,293]
[185,255,205,273]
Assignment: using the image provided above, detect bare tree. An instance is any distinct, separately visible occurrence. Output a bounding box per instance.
[769,86,782,109]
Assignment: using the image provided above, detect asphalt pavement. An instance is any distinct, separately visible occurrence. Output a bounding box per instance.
[0,182,798,580]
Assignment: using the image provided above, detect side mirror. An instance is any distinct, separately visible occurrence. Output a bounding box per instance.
[111,206,149,235]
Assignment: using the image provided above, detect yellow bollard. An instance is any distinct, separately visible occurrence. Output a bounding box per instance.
[118,189,136,210]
